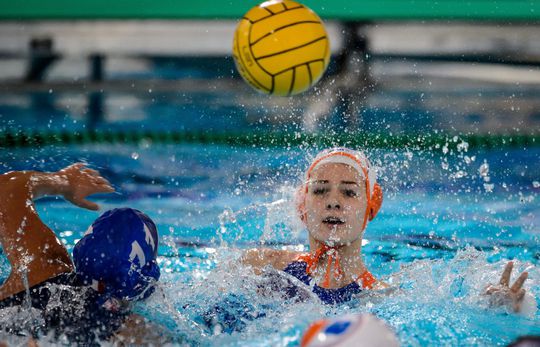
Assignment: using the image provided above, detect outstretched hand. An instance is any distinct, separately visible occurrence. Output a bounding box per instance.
[56,163,115,210]
[484,261,528,313]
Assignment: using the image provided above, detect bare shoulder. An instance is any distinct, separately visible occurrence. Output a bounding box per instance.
[372,280,391,290]
[242,248,302,272]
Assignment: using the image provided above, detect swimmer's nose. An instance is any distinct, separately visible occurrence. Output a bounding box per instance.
[326,202,341,210]
[327,189,342,210]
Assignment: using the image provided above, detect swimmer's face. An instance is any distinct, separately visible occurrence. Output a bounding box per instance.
[304,163,367,246]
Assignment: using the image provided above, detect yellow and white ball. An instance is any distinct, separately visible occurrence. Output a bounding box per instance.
[232,0,330,96]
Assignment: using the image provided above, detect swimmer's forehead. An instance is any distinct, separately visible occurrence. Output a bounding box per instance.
[308,179,360,185]
[308,162,365,183]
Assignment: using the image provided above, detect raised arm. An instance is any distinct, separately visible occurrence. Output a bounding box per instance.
[0,163,114,300]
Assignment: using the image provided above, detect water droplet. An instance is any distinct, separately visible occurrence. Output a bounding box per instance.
[457,141,469,152]
[442,144,449,154]
[483,183,494,193]
[441,161,449,170]
[478,161,489,177]
[451,170,467,179]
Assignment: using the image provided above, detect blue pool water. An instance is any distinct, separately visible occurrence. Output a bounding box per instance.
[0,140,538,346]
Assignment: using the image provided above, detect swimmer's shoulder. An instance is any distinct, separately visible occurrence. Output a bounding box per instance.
[371,280,391,290]
[358,270,391,291]
[242,248,303,273]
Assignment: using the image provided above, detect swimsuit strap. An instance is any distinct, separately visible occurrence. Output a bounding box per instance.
[294,245,345,289]
[294,248,378,290]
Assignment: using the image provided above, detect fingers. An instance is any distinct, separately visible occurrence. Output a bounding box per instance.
[78,183,115,197]
[66,164,110,187]
[516,288,526,302]
[61,162,87,173]
[68,162,87,170]
[94,178,115,193]
[93,175,109,185]
[83,168,105,182]
[81,168,114,188]
[68,184,113,209]
[64,163,102,178]
[513,301,522,313]
[82,168,101,177]
[499,261,513,287]
[74,199,100,211]
[484,285,497,295]
[95,184,115,194]
[512,291,526,313]
[511,272,528,292]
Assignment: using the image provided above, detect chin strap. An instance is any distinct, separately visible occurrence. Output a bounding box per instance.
[303,244,345,289]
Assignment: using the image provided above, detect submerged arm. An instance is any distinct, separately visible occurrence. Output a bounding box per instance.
[0,164,114,300]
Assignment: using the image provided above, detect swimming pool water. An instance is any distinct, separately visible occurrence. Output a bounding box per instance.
[0,142,538,346]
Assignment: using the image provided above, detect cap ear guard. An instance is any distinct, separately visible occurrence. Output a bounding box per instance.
[366,163,382,221]
[368,182,383,221]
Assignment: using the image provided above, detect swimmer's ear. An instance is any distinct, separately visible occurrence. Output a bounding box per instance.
[369,183,383,221]
[295,185,307,224]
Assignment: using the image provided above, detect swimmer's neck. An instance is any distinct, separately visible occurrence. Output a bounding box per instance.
[308,237,366,283]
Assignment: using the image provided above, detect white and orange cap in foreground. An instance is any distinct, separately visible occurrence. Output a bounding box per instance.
[301,313,400,347]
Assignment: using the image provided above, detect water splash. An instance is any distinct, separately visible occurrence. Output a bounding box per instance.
[134,247,540,346]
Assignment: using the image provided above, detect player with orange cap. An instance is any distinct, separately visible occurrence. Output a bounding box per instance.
[243,147,388,305]
[243,147,533,311]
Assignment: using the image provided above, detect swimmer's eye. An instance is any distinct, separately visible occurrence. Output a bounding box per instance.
[343,189,359,198]
[311,187,328,195]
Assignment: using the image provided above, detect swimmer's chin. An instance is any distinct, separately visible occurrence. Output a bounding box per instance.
[310,233,354,247]
[322,222,348,230]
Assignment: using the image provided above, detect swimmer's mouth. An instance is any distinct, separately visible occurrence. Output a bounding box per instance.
[322,217,345,225]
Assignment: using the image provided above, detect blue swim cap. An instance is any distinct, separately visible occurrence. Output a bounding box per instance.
[73,208,160,301]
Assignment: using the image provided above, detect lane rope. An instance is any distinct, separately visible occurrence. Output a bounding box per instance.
[0,130,538,150]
